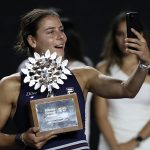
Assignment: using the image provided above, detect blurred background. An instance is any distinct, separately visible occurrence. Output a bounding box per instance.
[0,0,150,79]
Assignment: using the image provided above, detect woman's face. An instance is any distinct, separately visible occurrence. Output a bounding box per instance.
[33,15,67,57]
[115,20,127,53]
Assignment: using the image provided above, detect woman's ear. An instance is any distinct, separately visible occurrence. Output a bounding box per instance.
[141,32,144,37]
[27,35,36,48]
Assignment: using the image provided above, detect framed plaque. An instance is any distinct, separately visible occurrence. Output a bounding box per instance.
[28,93,83,134]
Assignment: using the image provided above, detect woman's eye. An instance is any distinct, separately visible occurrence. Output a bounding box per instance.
[60,28,64,32]
[46,30,54,34]
[48,31,53,34]
[116,32,125,37]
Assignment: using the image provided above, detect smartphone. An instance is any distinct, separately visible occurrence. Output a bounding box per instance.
[126,12,141,50]
[126,12,141,38]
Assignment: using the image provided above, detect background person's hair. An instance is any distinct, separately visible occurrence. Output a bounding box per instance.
[61,17,86,63]
[100,10,149,74]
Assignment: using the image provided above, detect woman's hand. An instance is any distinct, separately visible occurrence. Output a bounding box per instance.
[112,139,137,150]
[125,28,150,64]
[22,127,57,149]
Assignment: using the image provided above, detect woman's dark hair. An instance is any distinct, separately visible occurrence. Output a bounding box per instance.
[61,18,86,63]
[15,8,59,56]
[100,11,148,74]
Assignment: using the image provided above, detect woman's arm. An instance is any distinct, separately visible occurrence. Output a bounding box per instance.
[134,120,150,145]
[84,29,150,99]
[114,120,150,149]
[0,75,57,150]
[0,76,21,149]
[83,64,147,99]
[94,95,118,149]
[93,62,118,149]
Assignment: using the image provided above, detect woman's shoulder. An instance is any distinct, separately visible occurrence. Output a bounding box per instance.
[71,66,97,75]
[71,66,100,90]
[96,60,109,73]
[0,73,21,94]
[1,73,21,83]
[0,73,21,110]
[71,66,102,84]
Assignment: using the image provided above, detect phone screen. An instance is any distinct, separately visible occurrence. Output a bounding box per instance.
[126,12,141,38]
[126,12,141,50]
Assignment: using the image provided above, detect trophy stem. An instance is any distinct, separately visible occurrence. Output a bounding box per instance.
[47,91,54,97]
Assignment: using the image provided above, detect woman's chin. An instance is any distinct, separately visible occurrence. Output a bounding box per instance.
[56,50,64,57]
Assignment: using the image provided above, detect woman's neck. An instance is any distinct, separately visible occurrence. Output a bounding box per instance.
[122,54,138,65]
[121,54,139,75]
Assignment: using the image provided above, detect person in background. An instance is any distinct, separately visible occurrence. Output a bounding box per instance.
[0,8,150,150]
[17,17,93,72]
[93,11,150,150]
[61,17,93,143]
[61,17,88,68]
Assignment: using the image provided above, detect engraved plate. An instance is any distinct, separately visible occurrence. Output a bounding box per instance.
[29,93,83,134]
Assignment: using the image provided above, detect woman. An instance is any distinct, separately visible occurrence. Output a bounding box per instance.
[94,11,150,150]
[0,9,149,150]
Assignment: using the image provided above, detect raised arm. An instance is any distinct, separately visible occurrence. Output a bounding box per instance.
[84,29,150,99]
[82,64,147,99]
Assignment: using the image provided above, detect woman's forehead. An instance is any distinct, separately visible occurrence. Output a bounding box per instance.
[38,15,62,27]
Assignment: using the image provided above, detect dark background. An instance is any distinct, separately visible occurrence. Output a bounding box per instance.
[0,0,150,79]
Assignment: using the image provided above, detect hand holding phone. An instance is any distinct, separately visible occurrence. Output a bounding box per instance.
[126,12,142,50]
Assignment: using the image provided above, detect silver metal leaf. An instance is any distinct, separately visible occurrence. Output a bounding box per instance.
[60,74,67,80]
[50,52,57,60]
[33,73,40,78]
[40,85,47,93]
[53,69,59,75]
[34,52,40,60]
[28,57,36,64]
[29,80,35,87]
[21,68,29,74]
[48,84,52,92]
[45,49,50,58]
[52,82,59,89]
[57,78,64,84]
[61,59,68,67]
[34,82,41,90]
[24,76,30,83]
[25,63,33,69]
[56,56,62,64]
[63,68,71,75]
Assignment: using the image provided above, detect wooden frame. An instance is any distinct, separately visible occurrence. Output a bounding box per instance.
[28,93,83,134]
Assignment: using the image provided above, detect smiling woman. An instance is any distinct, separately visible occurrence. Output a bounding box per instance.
[32,15,66,56]
[16,9,66,57]
[0,8,150,150]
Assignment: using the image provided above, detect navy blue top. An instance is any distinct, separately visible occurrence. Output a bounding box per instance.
[13,72,90,150]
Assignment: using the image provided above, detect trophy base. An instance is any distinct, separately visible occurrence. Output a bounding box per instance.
[28,93,83,134]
